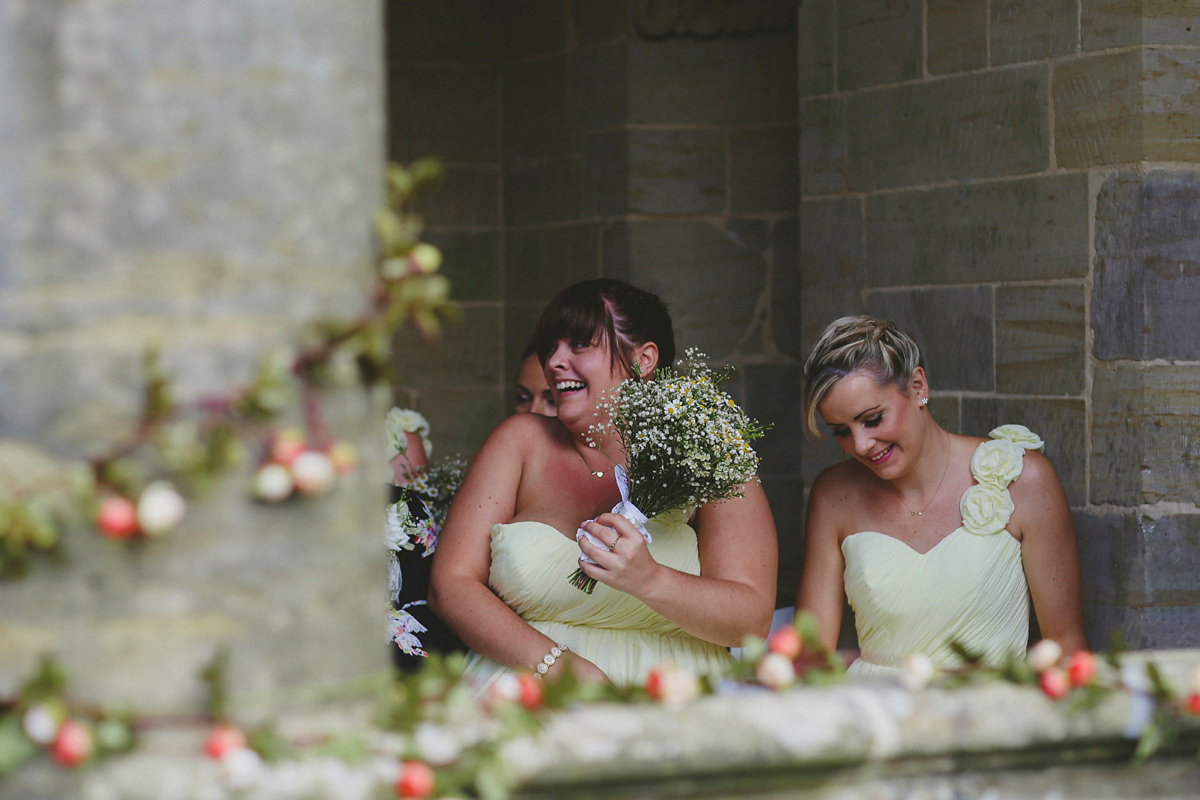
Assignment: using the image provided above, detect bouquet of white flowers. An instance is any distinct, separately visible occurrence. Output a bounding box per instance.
[569,349,768,593]
[386,455,467,657]
[404,456,468,529]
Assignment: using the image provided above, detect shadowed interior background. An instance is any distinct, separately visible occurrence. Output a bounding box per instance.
[389,0,1200,651]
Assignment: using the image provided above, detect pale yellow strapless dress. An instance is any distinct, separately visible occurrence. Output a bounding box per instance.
[464,508,732,688]
[842,429,1039,679]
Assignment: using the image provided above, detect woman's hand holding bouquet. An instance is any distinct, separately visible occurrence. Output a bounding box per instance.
[569,349,768,593]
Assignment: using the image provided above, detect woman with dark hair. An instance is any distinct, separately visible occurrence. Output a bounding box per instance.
[512,339,556,417]
[430,279,777,687]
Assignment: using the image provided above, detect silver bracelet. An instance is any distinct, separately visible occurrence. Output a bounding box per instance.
[535,643,569,676]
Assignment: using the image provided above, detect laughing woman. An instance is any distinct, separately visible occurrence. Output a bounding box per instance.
[429,279,777,688]
[795,316,1086,678]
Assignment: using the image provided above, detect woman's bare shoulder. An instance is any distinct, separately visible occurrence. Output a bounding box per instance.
[803,459,874,545]
[1010,448,1064,498]
[480,411,564,451]
[809,457,869,498]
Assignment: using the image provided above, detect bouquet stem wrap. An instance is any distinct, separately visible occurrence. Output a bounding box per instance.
[570,465,651,594]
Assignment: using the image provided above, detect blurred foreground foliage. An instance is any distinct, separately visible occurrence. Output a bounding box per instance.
[0,159,455,578]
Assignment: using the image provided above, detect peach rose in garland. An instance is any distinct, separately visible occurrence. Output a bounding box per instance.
[970,439,1024,488]
[960,483,1014,536]
[989,424,1044,452]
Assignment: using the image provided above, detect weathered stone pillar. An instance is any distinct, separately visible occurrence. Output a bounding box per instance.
[1085,170,1200,647]
[0,0,389,716]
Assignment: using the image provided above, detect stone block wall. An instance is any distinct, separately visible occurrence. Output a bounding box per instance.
[0,0,389,715]
[801,0,1200,649]
[385,0,508,457]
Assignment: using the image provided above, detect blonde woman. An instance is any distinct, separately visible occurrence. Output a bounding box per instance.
[796,316,1085,678]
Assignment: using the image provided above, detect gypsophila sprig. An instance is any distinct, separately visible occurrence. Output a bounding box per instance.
[570,349,768,592]
[404,456,467,530]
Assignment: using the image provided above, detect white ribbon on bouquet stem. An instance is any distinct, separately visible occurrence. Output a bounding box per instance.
[575,465,652,565]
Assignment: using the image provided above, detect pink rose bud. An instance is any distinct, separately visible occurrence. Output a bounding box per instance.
[1039,667,1070,699]
[396,759,436,798]
[898,652,937,692]
[252,463,294,503]
[51,719,93,768]
[290,450,336,495]
[136,481,186,536]
[1067,650,1097,687]
[204,724,248,760]
[1027,639,1063,673]
[269,426,307,466]
[767,626,802,660]
[97,496,139,539]
[517,673,543,710]
[755,652,797,690]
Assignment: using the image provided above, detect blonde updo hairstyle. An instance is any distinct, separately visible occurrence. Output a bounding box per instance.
[801,316,924,440]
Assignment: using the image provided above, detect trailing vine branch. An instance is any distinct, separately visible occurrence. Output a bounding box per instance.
[0,159,455,577]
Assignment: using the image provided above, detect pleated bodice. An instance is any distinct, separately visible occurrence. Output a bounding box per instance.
[842,426,1042,678]
[465,508,731,688]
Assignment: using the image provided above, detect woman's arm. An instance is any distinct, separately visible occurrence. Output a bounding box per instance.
[428,416,604,679]
[794,468,850,652]
[1011,453,1087,654]
[577,479,777,647]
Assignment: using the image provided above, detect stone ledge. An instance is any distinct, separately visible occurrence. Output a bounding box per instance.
[3,651,1199,800]
[508,653,1200,796]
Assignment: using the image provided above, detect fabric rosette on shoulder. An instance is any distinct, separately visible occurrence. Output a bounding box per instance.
[970,439,1025,488]
[959,482,1015,537]
[988,424,1044,452]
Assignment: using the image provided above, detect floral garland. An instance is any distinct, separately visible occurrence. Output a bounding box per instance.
[0,159,456,578]
[6,618,1200,798]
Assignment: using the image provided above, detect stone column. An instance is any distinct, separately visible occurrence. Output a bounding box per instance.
[0,0,389,716]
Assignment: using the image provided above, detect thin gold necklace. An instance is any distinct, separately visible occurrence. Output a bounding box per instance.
[575,442,607,478]
[896,433,950,516]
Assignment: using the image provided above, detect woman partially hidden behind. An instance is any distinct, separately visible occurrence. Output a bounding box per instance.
[796,316,1086,678]
[430,278,777,688]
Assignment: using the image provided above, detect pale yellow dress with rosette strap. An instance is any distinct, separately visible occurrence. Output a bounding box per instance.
[463,507,732,690]
[842,425,1046,679]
